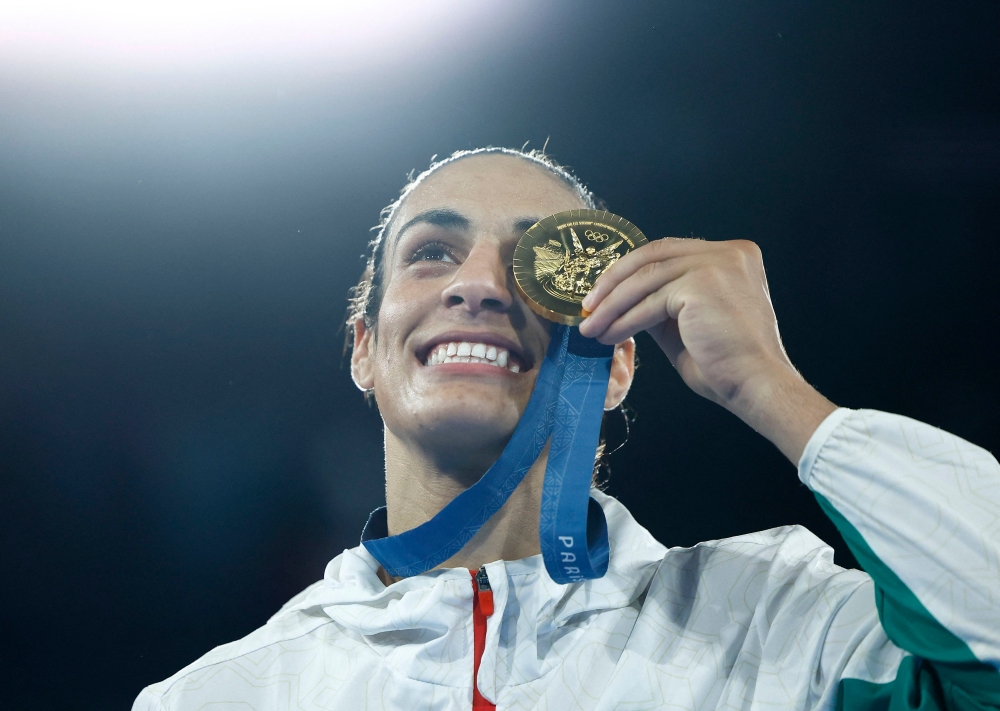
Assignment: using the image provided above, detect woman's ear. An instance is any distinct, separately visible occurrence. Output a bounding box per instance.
[351,320,376,391]
[605,338,635,410]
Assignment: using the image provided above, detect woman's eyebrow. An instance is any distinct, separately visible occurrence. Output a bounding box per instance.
[395,208,470,240]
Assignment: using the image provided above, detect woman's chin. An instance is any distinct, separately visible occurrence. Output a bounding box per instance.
[409,407,521,454]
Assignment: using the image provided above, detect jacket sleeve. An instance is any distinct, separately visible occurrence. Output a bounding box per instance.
[131,688,165,711]
[799,408,1000,710]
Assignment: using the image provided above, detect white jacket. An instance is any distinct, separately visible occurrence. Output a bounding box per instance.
[133,409,1000,710]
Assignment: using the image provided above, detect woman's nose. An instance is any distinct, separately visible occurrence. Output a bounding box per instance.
[440,243,513,315]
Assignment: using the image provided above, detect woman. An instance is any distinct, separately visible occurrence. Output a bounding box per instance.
[134,147,1000,710]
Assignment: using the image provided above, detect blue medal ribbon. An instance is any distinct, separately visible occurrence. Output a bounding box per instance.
[362,324,613,583]
[537,328,613,583]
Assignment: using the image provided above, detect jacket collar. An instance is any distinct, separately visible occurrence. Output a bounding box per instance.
[283,491,666,636]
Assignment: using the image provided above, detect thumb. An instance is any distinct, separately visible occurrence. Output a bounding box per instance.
[649,317,684,367]
[650,319,723,406]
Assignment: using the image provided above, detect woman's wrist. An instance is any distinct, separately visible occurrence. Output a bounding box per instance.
[728,364,838,464]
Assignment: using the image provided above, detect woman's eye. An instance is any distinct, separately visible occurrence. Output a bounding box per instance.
[411,242,457,264]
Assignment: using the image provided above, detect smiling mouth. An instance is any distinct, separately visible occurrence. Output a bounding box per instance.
[424,341,524,373]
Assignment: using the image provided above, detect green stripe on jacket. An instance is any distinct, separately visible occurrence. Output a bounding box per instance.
[813,492,1000,710]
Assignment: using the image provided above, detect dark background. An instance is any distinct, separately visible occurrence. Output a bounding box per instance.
[2,3,999,708]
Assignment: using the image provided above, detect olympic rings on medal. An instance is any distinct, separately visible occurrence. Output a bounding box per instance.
[584,229,609,242]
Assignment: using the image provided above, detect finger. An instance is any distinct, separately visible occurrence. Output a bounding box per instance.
[595,275,690,343]
[591,291,672,344]
[578,255,694,339]
[650,316,684,366]
[642,318,720,403]
[582,237,718,312]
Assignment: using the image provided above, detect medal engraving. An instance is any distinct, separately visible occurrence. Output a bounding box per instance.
[514,210,648,325]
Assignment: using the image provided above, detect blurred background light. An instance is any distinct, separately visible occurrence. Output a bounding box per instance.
[1,3,998,709]
[0,0,526,68]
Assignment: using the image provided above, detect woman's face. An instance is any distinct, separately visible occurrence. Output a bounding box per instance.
[352,154,589,468]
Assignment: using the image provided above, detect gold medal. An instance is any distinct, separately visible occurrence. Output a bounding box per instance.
[513,209,648,325]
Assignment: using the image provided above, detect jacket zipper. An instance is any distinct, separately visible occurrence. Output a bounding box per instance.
[471,566,495,711]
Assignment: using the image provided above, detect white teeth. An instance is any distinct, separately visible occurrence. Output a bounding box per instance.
[425,341,522,372]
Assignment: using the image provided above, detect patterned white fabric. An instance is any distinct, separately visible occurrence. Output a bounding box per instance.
[134,409,1000,710]
[800,408,1000,668]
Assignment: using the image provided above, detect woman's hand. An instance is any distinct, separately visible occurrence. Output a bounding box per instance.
[578,237,836,463]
